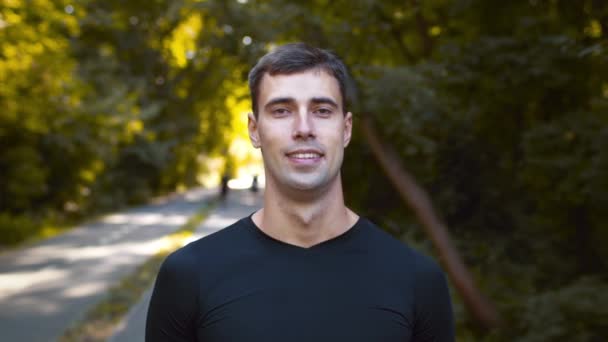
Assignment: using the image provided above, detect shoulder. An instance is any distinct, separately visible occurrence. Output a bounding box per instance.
[359,218,446,281]
[161,216,252,276]
[360,219,432,261]
[359,219,454,339]
[146,217,255,340]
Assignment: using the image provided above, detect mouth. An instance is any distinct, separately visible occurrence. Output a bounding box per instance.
[287,152,323,159]
[285,149,324,165]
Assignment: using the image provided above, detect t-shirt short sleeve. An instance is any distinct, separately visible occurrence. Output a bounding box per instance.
[412,252,455,341]
[146,248,199,342]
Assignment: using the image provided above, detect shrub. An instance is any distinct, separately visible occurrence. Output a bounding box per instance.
[0,212,39,246]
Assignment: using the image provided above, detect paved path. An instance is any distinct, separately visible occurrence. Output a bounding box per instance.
[0,187,216,342]
[109,189,263,342]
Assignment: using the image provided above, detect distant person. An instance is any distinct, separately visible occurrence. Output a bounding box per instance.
[146,43,454,341]
[250,174,259,193]
[220,173,229,201]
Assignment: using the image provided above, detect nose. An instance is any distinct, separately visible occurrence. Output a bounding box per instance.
[292,109,315,140]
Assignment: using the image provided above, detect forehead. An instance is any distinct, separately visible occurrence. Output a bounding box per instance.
[258,69,342,105]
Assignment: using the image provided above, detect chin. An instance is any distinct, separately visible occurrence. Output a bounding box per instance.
[284,174,334,192]
[292,184,324,192]
[287,180,323,191]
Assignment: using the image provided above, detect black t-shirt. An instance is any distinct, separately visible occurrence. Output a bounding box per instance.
[146,215,454,341]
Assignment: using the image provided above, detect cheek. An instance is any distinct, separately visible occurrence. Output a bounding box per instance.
[320,125,345,145]
[258,130,286,158]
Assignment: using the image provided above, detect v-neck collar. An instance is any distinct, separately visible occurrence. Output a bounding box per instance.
[245,214,364,252]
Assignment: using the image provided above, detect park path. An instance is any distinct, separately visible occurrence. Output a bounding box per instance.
[0,187,218,342]
[109,189,263,342]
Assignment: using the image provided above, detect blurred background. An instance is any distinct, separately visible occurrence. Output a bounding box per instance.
[1,0,607,340]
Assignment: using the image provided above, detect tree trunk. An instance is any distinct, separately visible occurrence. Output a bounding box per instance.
[360,116,501,329]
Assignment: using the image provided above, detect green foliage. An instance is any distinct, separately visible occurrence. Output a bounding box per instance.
[486,277,608,341]
[0,213,38,245]
[0,0,238,244]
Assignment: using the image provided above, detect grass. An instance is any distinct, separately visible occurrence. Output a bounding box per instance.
[0,215,94,255]
[59,199,217,342]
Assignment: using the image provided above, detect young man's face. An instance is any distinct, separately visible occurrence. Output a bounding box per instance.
[248,69,352,194]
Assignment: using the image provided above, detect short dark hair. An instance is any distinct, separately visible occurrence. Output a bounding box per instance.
[248,42,353,117]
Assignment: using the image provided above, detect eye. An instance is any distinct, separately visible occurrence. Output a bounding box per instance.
[272,108,291,117]
[314,107,334,117]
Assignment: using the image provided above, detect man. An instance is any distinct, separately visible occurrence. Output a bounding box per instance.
[146,43,454,341]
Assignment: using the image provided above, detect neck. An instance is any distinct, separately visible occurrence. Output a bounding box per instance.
[252,174,358,248]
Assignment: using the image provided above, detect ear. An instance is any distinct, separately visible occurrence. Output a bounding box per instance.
[248,112,261,149]
[343,112,353,147]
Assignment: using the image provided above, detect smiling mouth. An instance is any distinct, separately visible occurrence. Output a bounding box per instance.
[287,152,322,159]
[285,150,324,163]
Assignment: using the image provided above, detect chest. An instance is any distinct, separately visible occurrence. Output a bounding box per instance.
[196,253,416,341]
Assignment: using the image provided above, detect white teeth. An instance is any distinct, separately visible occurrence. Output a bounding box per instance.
[290,153,320,159]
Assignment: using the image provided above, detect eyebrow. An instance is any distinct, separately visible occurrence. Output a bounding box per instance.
[310,97,339,108]
[263,96,340,110]
[264,97,295,110]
